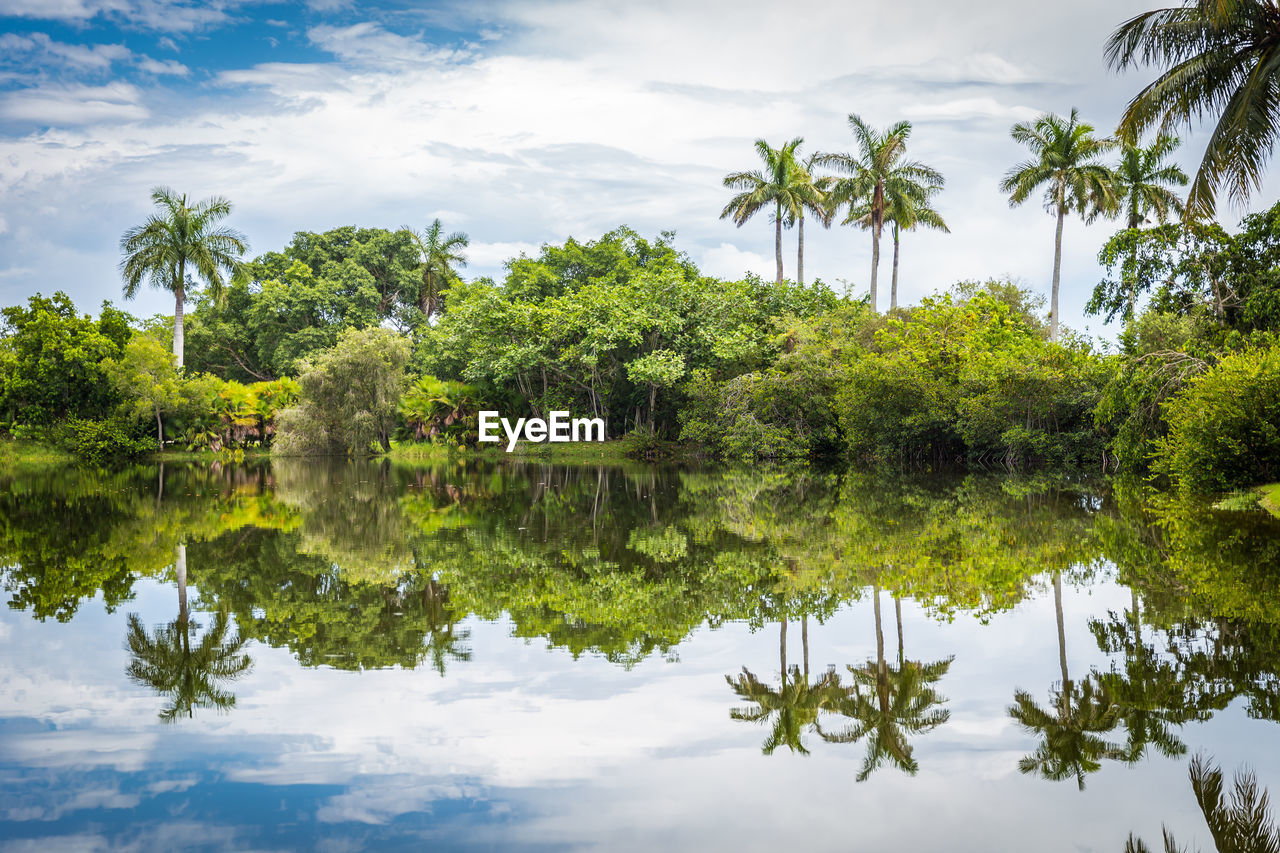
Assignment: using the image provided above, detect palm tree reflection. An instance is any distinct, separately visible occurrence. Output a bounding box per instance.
[125,542,252,722]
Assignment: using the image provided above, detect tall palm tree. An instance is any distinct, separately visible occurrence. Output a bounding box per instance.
[119,187,248,369]
[820,115,944,312]
[406,218,469,321]
[721,138,817,284]
[1107,0,1280,219]
[1116,135,1189,230]
[847,181,949,311]
[788,152,835,286]
[1001,109,1117,341]
[124,539,253,721]
[1113,136,1190,318]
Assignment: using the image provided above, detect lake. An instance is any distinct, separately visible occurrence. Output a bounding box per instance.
[2,459,1279,852]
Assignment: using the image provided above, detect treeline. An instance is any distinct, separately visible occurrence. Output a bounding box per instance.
[3,212,1280,496]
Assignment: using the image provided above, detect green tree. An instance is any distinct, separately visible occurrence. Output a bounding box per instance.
[1116,136,1189,231]
[275,327,410,455]
[1001,109,1117,341]
[846,177,949,311]
[820,115,945,313]
[125,609,252,722]
[1108,0,1280,219]
[721,138,816,283]
[119,186,248,369]
[104,333,185,448]
[0,293,129,426]
[406,219,469,320]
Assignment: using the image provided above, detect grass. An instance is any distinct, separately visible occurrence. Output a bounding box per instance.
[1260,483,1280,518]
[0,439,72,476]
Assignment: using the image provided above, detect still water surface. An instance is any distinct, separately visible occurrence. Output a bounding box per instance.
[2,460,1279,851]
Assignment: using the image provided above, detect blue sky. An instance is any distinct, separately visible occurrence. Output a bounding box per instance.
[1,0,1275,337]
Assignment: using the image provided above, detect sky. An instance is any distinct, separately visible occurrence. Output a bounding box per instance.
[1,0,1276,339]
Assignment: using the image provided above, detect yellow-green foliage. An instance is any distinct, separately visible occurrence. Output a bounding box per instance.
[1155,343,1280,494]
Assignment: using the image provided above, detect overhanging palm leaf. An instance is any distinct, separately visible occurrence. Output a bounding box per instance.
[119,187,248,369]
[1107,0,1280,218]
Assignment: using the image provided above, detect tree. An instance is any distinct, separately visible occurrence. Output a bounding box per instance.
[847,178,949,311]
[0,292,129,426]
[125,609,252,722]
[1116,136,1189,231]
[1002,109,1117,341]
[119,186,248,369]
[721,138,817,284]
[1008,573,1126,790]
[104,333,185,448]
[406,218,469,321]
[820,115,944,312]
[275,327,410,455]
[1108,0,1280,219]
[788,152,834,286]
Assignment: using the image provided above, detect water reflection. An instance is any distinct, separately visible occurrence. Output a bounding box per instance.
[2,458,1280,847]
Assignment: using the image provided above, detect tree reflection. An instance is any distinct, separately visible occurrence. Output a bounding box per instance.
[1125,755,1280,853]
[820,585,952,779]
[1010,573,1125,790]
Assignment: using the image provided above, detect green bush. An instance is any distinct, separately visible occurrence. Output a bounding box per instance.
[1155,343,1280,494]
[51,417,154,466]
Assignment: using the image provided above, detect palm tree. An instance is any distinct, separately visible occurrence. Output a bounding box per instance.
[818,585,952,779]
[1113,135,1190,318]
[406,218,468,320]
[1125,755,1280,853]
[119,186,248,369]
[820,115,944,312]
[726,664,845,755]
[721,138,817,284]
[846,181,949,311]
[1001,109,1117,341]
[1116,135,1189,230]
[1107,1,1280,219]
[788,152,835,286]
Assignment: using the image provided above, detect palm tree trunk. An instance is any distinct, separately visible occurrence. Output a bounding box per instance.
[775,201,784,284]
[797,211,805,286]
[891,223,901,311]
[175,542,188,626]
[1050,204,1065,342]
[173,275,185,369]
[870,220,881,313]
[155,406,164,450]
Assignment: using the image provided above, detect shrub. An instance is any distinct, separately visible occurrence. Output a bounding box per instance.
[51,417,154,466]
[275,327,409,456]
[1155,343,1280,494]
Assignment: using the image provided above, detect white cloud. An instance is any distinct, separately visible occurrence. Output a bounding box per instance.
[699,242,768,281]
[0,81,147,124]
[135,56,189,76]
[0,0,234,32]
[307,22,467,68]
[0,31,132,72]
